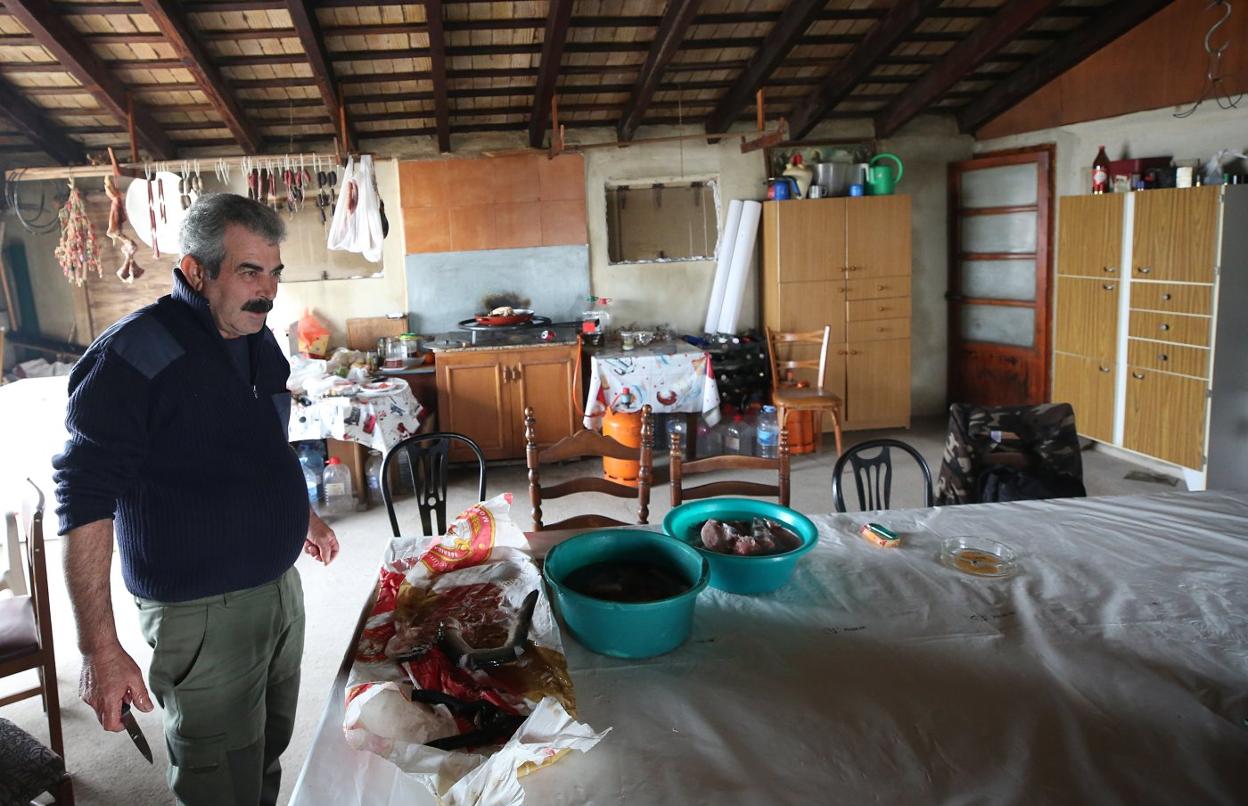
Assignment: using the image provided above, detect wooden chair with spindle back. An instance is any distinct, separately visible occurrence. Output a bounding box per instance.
[525,405,654,531]
[669,429,791,508]
[766,326,844,457]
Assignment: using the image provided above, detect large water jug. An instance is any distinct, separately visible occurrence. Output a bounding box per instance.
[302,463,320,511]
[365,450,384,506]
[756,405,780,459]
[724,415,754,456]
[322,457,355,517]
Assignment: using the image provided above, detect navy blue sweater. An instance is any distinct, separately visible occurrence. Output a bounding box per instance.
[53,270,308,602]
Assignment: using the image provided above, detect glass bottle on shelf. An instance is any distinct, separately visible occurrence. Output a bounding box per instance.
[1092,146,1110,194]
[580,296,612,347]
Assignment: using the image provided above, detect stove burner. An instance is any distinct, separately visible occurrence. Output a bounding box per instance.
[457,315,554,344]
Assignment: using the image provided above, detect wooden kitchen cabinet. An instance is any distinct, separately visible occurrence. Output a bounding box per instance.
[435,344,581,461]
[761,196,911,435]
[1050,185,1246,488]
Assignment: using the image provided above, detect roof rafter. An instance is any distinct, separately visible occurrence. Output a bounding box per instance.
[786,0,943,140]
[618,0,702,142]
[421,0,451,152]
[0,75,86,164]
[282,0,353,148]
[957,0,1177,134]
[704,0,826,134]
[2,0,173,159]
[528,0,574,148]
[138,0,262,153]
[874,0,1061,138]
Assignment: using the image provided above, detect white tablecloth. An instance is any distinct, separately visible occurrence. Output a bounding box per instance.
[583,343,720,430]
[288,380,424,452]
[290,491,1248,805]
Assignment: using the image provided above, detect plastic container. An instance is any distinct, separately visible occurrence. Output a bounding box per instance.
[302,463,320,510]
[724,415,754,456]
[696,418,723,458]
[365,450,384,506]
[542,529,709,658]
[663,498,818,595]
[755,405,780,458]
[666,416,689,460]
[322,457,355,516]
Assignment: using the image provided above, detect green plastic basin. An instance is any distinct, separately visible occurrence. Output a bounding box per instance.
[663,498,818,594]
[542,529,709,658]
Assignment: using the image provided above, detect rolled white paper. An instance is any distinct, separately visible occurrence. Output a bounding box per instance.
[717,200,761,334]
[704,199,743,334]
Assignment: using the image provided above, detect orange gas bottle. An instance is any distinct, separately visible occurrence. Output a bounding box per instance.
[602,408,642,487]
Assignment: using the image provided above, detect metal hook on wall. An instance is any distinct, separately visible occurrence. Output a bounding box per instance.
[1174,0,1244,118]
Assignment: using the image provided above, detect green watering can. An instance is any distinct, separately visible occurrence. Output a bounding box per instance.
[866,153,904,196]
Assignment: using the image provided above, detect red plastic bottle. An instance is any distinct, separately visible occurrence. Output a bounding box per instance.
[1092,145,1110,194]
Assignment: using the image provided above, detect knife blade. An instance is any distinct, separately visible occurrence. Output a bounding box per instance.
[120,700,154,764]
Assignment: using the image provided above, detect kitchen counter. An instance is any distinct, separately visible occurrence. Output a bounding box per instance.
[422,325,581,353]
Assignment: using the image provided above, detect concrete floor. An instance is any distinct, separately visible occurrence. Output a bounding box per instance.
[2,417,1183,805]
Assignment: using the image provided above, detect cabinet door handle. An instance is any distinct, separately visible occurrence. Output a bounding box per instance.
[1137,266,1152,274]
[1098,365,1112,373]
[876,284,888,291]
[1158,353,1169,362]
[1102,283,1116,291]
[1132,371,1146,380]
[1161,292,1172,301]
[513,365,522,381]
[846,266,860,272]
[1159,323,1171,332]
[1102,266,1116,273]
[502,367,512,382]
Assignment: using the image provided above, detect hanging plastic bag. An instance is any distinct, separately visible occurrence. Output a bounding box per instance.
[297,308,331,358]
[327,155,385,263]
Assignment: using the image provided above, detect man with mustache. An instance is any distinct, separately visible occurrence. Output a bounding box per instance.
[53,193,338,805]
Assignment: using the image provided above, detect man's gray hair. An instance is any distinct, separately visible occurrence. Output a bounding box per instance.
[179,193,286,279]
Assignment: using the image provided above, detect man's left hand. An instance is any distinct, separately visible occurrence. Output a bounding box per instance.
[304,509,340,565]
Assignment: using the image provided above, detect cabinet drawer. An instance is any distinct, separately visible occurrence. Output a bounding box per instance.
[1127,311,1210,347]
[849,317,910,341]
[1127,339,1210,379]
[844,275,910,300]
[847,297,911,322]
[1129,282,1212,316]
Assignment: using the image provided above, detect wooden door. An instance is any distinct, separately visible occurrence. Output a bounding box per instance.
[1123,367,1208,468]
[508,346,580,452]
[1056,194,1123,277]
[845,196,910,279]
[1051,353,1115,443]
[435,352,511,460]
[1053,276,1119,358]
[844,338,909,429]
[776,281,847,343]
[774,198,845,283]
[947,146,1053,406]
[1131,186,1219,283]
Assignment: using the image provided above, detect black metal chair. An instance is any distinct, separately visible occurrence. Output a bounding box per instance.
[380,432,487,537]
[832,438,934,513]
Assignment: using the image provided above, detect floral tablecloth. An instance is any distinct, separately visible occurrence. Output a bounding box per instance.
[289,379,424,452]
[584,343,720,429]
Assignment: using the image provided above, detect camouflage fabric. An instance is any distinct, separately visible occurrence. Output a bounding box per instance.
[935,402,1084,506]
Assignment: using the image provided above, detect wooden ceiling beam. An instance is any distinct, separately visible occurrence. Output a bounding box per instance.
[874,0,1061,138]
[138,0,262,153]
[528,0,573,148]
[422,0,451,152]
[704,0,825,135]
[282,0,351,147]
[0,75,85,164]
[787,0,943,140]
[1,0,173,158]
[618,0,702,142]
[957,0,1176,134]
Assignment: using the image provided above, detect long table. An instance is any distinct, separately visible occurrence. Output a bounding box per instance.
[290,491,1248,804]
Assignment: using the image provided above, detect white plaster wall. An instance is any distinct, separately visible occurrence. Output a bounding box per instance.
[2,215,88,344]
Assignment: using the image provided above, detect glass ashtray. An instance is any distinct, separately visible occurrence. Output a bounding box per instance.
[940,537,1019,578]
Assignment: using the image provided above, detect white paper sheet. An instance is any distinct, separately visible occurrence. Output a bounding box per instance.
[716,200,761,334]
[704,199,743,334]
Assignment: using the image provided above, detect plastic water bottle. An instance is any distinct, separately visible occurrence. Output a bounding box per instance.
[365,450,384,506]
[756,405,780,459]
[666,416,689,460]
[322,457,355,516]
[302,463,320,511]
[696,417,723,457]
[724,415,754,456]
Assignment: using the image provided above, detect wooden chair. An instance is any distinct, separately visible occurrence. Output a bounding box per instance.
[0,717,74,805]
[669,429,791,507]
[526,405,653,531]
[0,480,65,761]
[766,326,844,457]
[380,432,487,537]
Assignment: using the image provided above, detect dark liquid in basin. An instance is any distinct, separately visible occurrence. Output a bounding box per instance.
[562,561,692,603]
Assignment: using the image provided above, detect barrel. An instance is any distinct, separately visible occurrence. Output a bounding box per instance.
[602,408,642,487]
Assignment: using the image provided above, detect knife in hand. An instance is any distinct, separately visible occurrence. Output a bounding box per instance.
[120,700,154,764]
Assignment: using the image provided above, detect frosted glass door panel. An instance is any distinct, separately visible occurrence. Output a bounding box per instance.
[961,305,1035,347]
[960,259,1036,301]
[960,212,1037,254]
[959,164,1038,208]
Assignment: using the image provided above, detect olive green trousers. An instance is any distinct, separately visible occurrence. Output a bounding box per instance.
[136,567,305,806]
